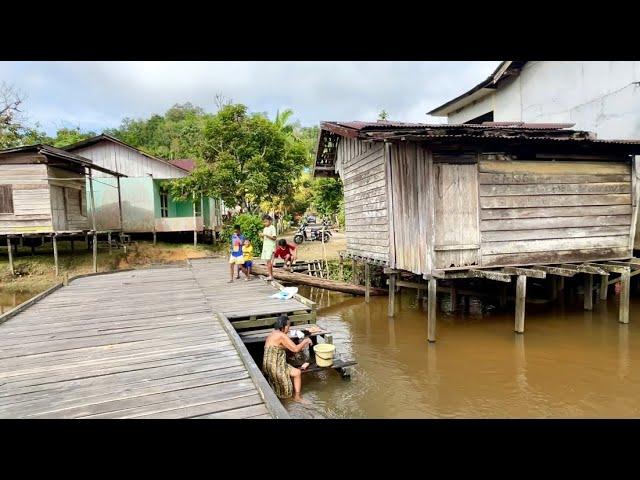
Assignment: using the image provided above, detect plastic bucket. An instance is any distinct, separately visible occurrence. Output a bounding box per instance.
[313,343,336,367]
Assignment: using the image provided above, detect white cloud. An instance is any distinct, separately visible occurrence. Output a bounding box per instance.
[0,61,500,134]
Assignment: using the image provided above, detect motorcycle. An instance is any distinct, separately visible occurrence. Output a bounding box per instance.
[293,220,331,244]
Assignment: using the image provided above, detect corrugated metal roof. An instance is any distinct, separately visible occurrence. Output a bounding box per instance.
[322,121,579,132]
[169,159,197,172]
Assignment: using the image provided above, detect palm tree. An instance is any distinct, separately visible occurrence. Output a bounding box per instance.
[274,109,295,135]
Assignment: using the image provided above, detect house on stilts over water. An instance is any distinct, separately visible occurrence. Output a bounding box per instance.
[314,121,640,339]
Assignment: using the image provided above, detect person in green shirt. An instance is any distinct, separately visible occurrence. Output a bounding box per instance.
[259,214,277,280]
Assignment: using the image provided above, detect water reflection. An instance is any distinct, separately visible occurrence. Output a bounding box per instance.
[287,285,640,418]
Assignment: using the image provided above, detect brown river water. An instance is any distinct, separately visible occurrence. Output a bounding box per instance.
[3,280,639,418]
[276,285,640,419]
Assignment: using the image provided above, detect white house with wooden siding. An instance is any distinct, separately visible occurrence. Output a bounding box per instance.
[64,134,223,236]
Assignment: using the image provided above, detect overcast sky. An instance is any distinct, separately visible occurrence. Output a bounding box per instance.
[0,61,499,135]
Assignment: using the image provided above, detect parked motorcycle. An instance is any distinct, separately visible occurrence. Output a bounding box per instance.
[293,220,331,244]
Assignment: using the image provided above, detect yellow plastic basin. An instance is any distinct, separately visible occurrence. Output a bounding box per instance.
[313,343,336,367]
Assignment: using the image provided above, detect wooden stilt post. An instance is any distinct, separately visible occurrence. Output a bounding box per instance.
[193,200,197,247]
[88,168,98,273]
[116,176,124,234]
[584,274,593,311]
[52,234,59,276]
[515,275,526,334]
[450,286,457,312]
[558,277,565,291]
[92,232,98,273]
[365,262,371,303]
[108,232,112,255]
[7,236,14,276]
[600,274,608,301]
[550,276,558,301]
[499,284,507,308]
[351,258,358,285]
[388,273,396,317]
[427,277,437,342]
[85,234,90,250]
[619,271,630,324]
[153,231,157,246]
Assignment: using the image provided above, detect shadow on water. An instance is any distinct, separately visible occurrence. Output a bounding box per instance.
[278,285,640,419]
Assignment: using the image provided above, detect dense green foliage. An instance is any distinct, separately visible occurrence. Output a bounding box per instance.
[220,213,264,254]
[311,177,344,218]
[106,103,208,160]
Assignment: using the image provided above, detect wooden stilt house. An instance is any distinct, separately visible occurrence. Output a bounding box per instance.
[314,121,640,338]
[0,144,125,275]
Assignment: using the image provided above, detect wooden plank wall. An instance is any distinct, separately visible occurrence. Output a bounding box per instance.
[340,140,389,263]
[48,166,89,231]
[72,140,187,179]
[433,162,481,269]
[478,158,633,266]
[0,163,53,234]
[388,143,430,273]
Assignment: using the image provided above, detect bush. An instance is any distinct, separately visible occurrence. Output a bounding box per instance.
[221,213,264,254]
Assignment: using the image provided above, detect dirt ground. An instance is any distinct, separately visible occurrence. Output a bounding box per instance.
[0,240,224,295]
[281,229,346,262]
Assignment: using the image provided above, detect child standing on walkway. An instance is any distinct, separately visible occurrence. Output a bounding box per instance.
[259,214,277,281]
[228,224,245,283]
[241,238,254,281]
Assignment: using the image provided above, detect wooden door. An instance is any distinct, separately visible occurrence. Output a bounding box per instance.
[433,163,480,269]
[50,185,67,231]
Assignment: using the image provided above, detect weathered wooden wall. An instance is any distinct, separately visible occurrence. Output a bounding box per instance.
[478,158,634,266]
[48,166,89,231]
[339,140,389,263]
[71,140,187,179]
[388,143,430,272]
[0,162,53,234]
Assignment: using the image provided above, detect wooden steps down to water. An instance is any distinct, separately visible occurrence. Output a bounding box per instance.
[0,265,296,419]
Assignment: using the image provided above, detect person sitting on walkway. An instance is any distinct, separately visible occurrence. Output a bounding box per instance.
[274,239,297,272]
[228,224,245,283]
[263,315,310,401]
[259,214,277,281]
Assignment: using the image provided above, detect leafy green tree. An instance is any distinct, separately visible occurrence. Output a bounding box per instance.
[311,177,343,218]
[48,127,97,147]
[378,110,389,120]
[220,213,264,254]
[170,103,306,212]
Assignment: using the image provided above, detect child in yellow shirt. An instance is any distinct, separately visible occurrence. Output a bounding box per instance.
[241,239,254,281]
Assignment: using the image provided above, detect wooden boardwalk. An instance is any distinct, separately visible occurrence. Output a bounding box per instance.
[189,258,315,330]
[0,266,289,419]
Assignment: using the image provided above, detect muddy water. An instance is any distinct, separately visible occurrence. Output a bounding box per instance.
[282,286,640,418]
[0,291,34,315]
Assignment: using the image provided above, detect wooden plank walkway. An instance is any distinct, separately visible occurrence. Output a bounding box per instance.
[189,258,313,322]
[0,267,288,419]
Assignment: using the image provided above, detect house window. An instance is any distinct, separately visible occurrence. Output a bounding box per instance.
[160,189,169,218]
[0,185,14,214]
